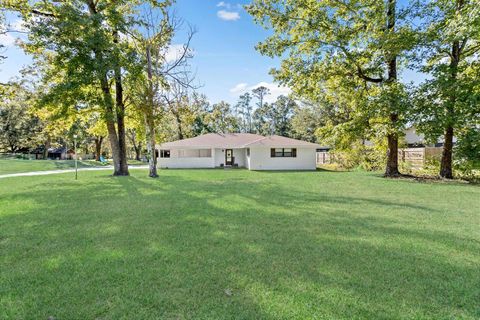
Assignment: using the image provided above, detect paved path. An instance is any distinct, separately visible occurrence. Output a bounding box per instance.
[0,165,149,179]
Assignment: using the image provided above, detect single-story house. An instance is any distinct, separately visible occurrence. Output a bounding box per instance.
[32,146,75,160]
[157,133,320,170]
[404,126,457,147]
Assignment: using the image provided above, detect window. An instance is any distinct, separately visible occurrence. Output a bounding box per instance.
[246,148,250,157]
[270,148,296,158]
[178,149,212,158]
[160,150,170,158]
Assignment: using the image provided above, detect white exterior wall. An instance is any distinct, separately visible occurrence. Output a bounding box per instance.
[214,148,246,167]
[248,147,317,170]
[405,128,425,145]
[233,148,246,167]
[157,146,317,170]
[158,148,215,168]
[214,148,224,167]
[246,149,251,169]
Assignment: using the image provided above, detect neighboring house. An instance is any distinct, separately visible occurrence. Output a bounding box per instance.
[32,147,74,160]
[404,127,457,147]
[157,133,320,170]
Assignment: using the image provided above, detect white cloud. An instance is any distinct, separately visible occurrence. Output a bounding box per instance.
[229,83,248,94]
[217,1,241,9]
[229,82,292,103]
[0,33,18,48]
[10,19,27,32]
[163,44,194,63]
[217,10,240,21]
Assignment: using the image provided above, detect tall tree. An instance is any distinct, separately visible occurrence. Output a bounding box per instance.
[205,101,238,133]
[413,0,480,178]
[252,95,296,136]
[247,0,419,176]
[252,86,270,110]
[235,93,253,132]
[7,0,158,175]
[130,6,195,177]
[271,95,295,136]
[83,111,107,161]
[0,82,42,152]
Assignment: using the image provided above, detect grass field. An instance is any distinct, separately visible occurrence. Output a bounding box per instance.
[0,169,479,319]
[0,159,103,175]
[0,159,145,175]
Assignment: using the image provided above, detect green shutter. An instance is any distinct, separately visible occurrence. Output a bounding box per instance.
[271,148,275,157]
[292,148,297,157]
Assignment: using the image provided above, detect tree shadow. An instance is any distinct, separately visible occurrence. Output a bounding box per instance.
[0,170,479,319]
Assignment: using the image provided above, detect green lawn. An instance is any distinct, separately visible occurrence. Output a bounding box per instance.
[0,159,103,175]
[0,159,146,175]
[0,169,479,319]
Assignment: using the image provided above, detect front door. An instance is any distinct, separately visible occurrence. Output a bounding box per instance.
[225,149,233,166]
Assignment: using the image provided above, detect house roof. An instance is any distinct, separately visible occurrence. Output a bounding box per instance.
[244,135,320,147]
[159,133,320,149]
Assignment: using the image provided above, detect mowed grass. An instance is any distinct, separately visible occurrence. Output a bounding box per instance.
[0,169,479,319]
[0,159,146,175]
[0,159,102,175]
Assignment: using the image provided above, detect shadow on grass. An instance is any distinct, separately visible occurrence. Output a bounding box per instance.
[0,171,479,319]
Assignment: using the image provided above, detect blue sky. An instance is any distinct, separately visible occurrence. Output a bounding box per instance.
[0,0,424,105]
[0,0,285,105]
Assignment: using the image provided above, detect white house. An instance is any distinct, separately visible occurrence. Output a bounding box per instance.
[404,126,457,147]
[157,133,320,170]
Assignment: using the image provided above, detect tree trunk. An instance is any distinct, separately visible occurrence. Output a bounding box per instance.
[134,142,142,161]
[146,116,158,177]
[43,137,50,160]
[440,126,454,179]
[113,30,129,176]
[100,76,122,174]
[146,44,158,178]
[87,2,126,176]
[9,144,18,153]
[127,130,142,162]
[439,0,463,179]
[386,126,400,176]
[94,136,103,161]
[174,111,184,140]
[384,0,400,177]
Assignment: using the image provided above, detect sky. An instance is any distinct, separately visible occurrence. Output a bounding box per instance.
[0,0,425,105]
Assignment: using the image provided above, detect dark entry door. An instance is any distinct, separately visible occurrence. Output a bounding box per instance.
[225,149,233,165]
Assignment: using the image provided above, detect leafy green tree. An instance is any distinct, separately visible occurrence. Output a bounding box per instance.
[252,103,272,135]
[252,86,270,110]
[412,0,480,178]
[234,93,253,133]
[252,95,296,136]
[455,126,480,163]
[205,101,238,133]
[0,82,41,152]
[247,0,419,176]
[83,111,107,161]
[129,4,196,177]
[290,103,322,143]
[271,95,295,136]
[7,0,160,175]
[190,93,212,136]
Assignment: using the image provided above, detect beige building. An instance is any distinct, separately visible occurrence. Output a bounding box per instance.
[157,133,320,170]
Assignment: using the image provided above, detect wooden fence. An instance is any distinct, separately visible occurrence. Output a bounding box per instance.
[317,147,443,169]
[398,147,442,169]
